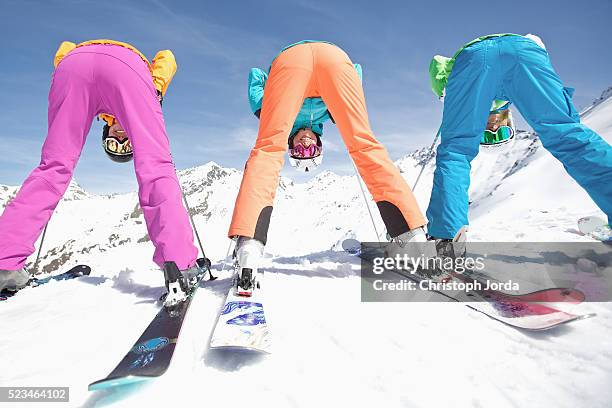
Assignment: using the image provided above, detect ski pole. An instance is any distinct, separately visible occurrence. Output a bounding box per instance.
[169,159,207,259]
[221,237,237,275]
[31,222,49,275]
[178,186,217,279]
[169,157,214,277]
[179,187,205,258]
[412,124,442,191]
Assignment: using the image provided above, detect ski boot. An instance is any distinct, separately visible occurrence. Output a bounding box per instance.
[0,268,30,293]
[162,258,212,307]
[385,227,437,263]
[433,239,467,260]
[385,227,446,280]
[233,236,264,297]
[430,226,468,260]
[423,227,469,281]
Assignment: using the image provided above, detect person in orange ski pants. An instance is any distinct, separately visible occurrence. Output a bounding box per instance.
[229,41,430,294]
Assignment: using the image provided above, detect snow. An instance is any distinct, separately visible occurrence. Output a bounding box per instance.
[1,89,611,407]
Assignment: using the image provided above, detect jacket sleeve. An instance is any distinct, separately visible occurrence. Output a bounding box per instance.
[151,50,177,96]
[248,68,267,118]
[353,63,363,82]
[99,113,115,127]
[54,41,77,68]
[429,55,452,98]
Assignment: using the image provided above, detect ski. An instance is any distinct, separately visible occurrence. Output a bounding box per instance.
[578,216,612,241]
[88,258,211,391]
[209,264,271,353]
[0,264,91,302]
[394,266,594,331]
[343,238,594,331]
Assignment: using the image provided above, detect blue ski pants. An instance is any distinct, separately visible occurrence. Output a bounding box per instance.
[426,36,612,239]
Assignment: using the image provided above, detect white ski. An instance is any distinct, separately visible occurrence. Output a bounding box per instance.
[209,273,271,353]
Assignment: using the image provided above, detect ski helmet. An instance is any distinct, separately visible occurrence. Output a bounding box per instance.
[288,128,323,172]
[102,124,133,163]
[480,108,516,153]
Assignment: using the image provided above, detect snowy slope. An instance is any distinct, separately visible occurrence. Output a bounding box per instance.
[1,88,611,408]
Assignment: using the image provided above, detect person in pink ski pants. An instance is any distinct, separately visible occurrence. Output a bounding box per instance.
[0,40,199,291]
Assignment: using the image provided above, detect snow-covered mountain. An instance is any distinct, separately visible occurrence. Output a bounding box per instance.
[581,86,612,117]
[1,88,611,408]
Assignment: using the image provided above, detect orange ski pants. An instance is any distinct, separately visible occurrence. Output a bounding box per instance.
[228,42,426,244]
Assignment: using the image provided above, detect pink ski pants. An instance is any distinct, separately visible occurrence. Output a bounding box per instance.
[0,44,198,270]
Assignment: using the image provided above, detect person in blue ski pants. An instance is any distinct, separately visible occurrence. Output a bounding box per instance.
[426,35,612,239]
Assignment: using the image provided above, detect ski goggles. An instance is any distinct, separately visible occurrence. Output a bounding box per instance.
[103,136,133,155]
[289,146,322,160]
[481,126,514,145]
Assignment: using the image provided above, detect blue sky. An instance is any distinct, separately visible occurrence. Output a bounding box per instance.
[1,0,610,193]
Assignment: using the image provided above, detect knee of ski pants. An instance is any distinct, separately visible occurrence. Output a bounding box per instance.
[561,87,581,122]
[537,122,606,166]
[138,176,182,208]
[30,158,78,195]
[436,139,479,169]
[429,162,471,215]
[429,142,476,211]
